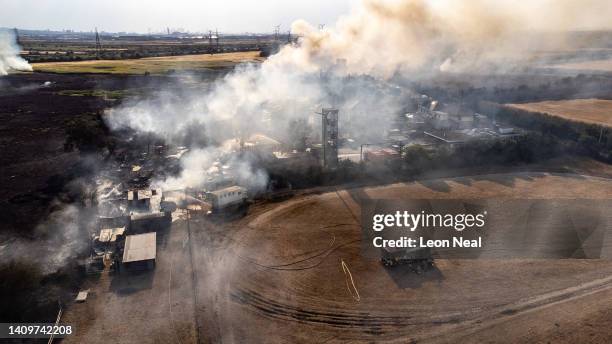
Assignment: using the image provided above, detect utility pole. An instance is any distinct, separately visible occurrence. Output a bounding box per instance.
[215,29,220,52]
[208,30,213,54]
[13,28,19,46]
[273,25,280,41]
[94,28,102,59]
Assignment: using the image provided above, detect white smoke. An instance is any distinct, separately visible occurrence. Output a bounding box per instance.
[288,0,612,76]
[156,147,267,192]
[0,29,32,76]
[105,0,612,191]
[0,205,87,274]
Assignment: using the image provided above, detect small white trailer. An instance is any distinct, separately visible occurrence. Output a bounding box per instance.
[208,186,248,213]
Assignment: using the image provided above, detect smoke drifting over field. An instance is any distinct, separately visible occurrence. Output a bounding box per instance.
[106,0,612,190]
[0,205,87,274]
[290,0,612,76]
[0,29,32,75]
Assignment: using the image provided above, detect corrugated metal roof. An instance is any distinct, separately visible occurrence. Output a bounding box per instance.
[122,232,156,263]
[209,186,246,197]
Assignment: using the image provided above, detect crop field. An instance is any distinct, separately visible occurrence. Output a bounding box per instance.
[550,58,612,73]
[183,172,612,343]
[507,98,612,127]
[31,51,264,74]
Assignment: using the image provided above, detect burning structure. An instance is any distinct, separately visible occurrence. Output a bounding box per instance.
[127,188,163,213]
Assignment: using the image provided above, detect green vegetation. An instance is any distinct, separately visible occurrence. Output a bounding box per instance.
[401,134,562,174]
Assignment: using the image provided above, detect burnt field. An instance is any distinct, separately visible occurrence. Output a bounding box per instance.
[20,34,283,63]
[0,72,170,235]
[3,1,612,342]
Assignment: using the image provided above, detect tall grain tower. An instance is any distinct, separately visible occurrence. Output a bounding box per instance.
[320,108,339,169]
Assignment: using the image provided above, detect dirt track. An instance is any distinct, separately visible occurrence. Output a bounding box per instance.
[61,172,612,343]
[190,172,612,343]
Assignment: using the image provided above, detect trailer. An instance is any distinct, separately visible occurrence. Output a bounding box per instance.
[207,186,248,214]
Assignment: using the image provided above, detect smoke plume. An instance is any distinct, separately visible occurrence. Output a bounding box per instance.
[0,205,88,274]
[105,0,612,191]
[0,29,32,76]
[289,0,612,76]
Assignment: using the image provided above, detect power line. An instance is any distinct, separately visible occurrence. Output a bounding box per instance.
[94,27,102,59]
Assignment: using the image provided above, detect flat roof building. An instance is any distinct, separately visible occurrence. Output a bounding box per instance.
[122,232,156,271]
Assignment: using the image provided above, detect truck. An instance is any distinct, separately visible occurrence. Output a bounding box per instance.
[380,246,434,273]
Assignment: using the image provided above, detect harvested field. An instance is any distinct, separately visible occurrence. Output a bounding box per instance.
[31,51,264,74]
[507,98,612,127]
[188,172,612,343]
[550,58,612,73]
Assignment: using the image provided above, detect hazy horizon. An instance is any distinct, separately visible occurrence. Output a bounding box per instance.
[1,0,358,34]
[4,0,612,35]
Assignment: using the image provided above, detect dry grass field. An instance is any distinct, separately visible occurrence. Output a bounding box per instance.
[59,172,612,343]
[550,58,612,73]
[191,172,612,343]
[31,51,264,74]
[508,98,612,127]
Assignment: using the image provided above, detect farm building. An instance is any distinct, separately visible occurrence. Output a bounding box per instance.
[121,232,156,272]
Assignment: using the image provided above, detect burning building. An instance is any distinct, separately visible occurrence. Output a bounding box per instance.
[127,188,163,213]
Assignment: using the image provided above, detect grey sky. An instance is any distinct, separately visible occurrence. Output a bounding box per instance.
[1,0,360,34]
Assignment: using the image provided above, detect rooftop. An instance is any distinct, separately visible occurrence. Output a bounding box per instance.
[122,232,156,263]
[209,186,247,196]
